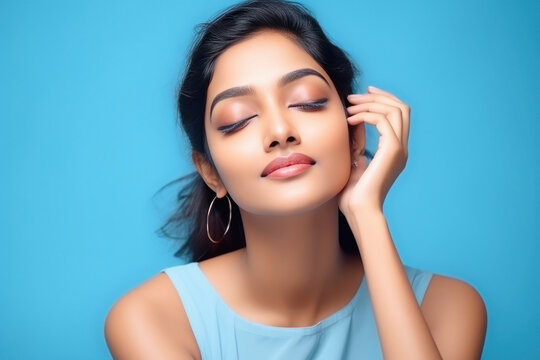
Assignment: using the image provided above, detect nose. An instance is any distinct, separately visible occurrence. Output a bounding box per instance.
[262,108,301,152]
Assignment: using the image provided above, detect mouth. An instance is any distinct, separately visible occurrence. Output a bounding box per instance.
[261,153,316,178]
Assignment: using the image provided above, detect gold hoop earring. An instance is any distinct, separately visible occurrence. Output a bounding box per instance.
[206,194,232,244]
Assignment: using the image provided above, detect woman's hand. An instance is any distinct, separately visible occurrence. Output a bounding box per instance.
[338,85,410,216]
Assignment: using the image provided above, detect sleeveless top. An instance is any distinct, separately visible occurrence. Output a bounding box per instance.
[161,262,433,359]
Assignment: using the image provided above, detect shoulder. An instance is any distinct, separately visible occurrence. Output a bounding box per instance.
[104,272,200,360]
[421,273,487,359]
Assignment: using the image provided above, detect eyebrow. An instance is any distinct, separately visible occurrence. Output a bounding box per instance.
[209,68,330,119]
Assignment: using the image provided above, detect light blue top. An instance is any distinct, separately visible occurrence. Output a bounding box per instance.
[161,262,433,359]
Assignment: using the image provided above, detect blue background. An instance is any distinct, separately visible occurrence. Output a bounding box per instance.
[1,0,538,358]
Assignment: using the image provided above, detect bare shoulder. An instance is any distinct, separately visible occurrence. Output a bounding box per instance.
[104,272,200,360]
[421,273,488,359]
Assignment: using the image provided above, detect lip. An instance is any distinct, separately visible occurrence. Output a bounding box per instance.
[261,153,316,178]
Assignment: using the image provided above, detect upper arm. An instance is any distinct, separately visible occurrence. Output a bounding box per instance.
[104,274,199,360]
[421,274,488,360]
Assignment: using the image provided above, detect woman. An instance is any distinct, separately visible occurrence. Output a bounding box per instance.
[105,1,487,358]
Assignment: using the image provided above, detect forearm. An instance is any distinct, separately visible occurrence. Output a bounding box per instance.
[347,209,442,359]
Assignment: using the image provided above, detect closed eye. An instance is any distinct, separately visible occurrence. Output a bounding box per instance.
[217,114,257,134]
[289,98,328,111]
[217,98,328,134]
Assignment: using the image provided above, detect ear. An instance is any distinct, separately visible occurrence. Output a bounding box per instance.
[349,123,366,158]
[192,151,228,198]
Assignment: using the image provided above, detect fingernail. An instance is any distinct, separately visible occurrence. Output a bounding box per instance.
[347,94,365,99]
[368,85,380,91]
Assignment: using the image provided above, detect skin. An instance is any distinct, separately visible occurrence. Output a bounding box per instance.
[104,30,487,359]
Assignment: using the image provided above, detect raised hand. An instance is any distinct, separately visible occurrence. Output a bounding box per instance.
[338,85,411,216]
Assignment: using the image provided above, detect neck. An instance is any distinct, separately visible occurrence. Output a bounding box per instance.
[238,197,352,325]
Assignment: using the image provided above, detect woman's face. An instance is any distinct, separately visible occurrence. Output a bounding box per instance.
[204,30,352,216]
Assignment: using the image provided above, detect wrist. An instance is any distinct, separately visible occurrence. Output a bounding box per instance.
[341,202,384,223]
[343,206,386,243]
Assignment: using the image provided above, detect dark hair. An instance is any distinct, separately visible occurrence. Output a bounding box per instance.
[156,0,372,262]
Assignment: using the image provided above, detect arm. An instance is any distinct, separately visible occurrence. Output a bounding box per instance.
[422,273,487,359]
[348,209,486,359]
[340,86,487,359]
[348,209,442,359]
[104,275,199,360]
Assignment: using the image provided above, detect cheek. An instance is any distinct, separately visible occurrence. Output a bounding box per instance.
[310,113,352,187]
[206,132,261,203]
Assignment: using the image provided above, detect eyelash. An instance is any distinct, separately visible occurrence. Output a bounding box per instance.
[217,98,329,134]
[290,98,328,112]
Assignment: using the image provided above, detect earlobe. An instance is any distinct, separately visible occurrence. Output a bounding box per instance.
[192,151,228,198]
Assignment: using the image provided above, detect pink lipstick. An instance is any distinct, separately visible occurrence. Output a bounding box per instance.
[261,153,316,179]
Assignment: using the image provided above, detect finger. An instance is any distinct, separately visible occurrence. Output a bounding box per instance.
[348,90,404,106]
[366,87,410,156]
[347,112,406,191]
[347,94,408,123]
[347,93,410,158]
[367,85,401,102]
[347,112,402,153]
[346,102,402,147]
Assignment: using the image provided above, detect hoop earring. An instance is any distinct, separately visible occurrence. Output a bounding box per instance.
[206,194,232,244]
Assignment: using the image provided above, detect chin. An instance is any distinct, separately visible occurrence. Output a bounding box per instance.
[232,173,349,217]
[224,151,351,216]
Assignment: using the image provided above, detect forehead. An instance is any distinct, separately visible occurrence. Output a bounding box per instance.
[207,30,329,97]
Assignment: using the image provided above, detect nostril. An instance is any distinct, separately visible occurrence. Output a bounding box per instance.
[268,136,297,148]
